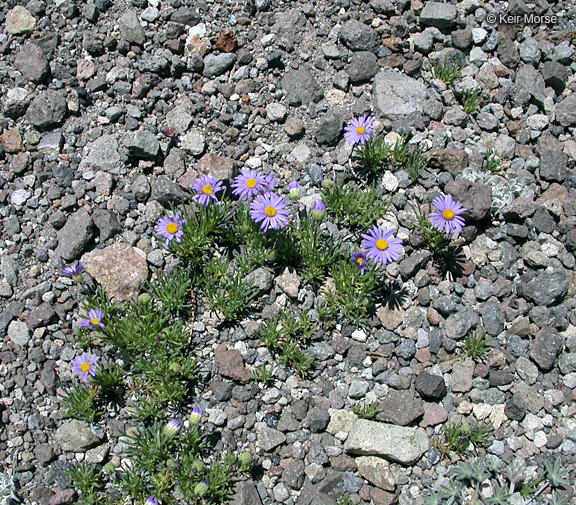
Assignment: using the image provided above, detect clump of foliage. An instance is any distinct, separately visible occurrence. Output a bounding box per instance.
[423,456,572,505]
[258,310,316,378]
[412,204,450,254]
[463,329,489,360]
[483,151,504,174]
[321,180,391,228]
[430,58,464,85]
[433,421,494,456]
[461,88,481,114]
[352,401,381,420]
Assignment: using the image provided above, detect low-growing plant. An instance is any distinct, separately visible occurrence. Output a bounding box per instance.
[412,204,450,254]
[462,88,481,114]
[147,267,193,313]
[463,329,489,360]
[321,180,391,228]
[336,495,355,505]
[404,144,428,183]
[483,151,504,174]
[66,462,104,505]
[59,382,100,423]
[352,401,381,419]
[252,364,274,385]
[439,421,494,456]
[431,58,464,85]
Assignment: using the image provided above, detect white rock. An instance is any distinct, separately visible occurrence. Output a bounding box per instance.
[266,103,287,122]
[472,27,488,44]
[382,171,399,192]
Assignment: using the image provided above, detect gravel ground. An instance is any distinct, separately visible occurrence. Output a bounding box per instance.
[1,0,576,504]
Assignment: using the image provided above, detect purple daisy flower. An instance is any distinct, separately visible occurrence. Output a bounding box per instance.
[344,116,376,145]
[261,172,279,192]
[361,226,403,266]
[62,261,83,278]
[429,194,467,234]
[155,212,186,249]
[231,169,266,201]
[353,252,367,275]
[192,175,225,207]
[250,192,290,232]
[288,181,300,199]
[71,352,100,382]
[189,407,203,425]
[79,308,106,330]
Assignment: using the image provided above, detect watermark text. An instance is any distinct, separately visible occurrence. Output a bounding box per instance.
[486,12,558,25]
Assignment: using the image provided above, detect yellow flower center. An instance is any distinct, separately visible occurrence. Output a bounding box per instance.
[443,209,455,220]
[246,178,257,189]
[80,363,91,372]
[265,206,277,217]
[202,184,213,195]
[90,318,100,325]
[356,257,364,265]
[166,222,178,234]
[357,126,366,135]
[376,239,388,250]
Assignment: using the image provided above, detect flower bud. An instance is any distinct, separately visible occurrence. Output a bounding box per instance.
[194,481,209,497]
[138,293,151,304]
[238,452,252,468]
[73,274,84,284]
[312,200,326,221]
[288,181,300,199]
[192,460,205,473]
[169,362,181,373]
[146,497,159,505]
[321,179,334,188]
[103,462,116,475]
[189,407,203,426]
[163,419,181,439]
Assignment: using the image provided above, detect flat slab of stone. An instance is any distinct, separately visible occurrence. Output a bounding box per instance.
[373,69,427,125]
[79,135,122,173]
[344,419,428,465]
[82,244,148,302]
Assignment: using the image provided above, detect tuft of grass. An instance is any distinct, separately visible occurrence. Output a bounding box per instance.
[462,88,481,114]
[59,382,100,423]
[441,421,493,455]
[147,267,193,313]
[483,151,504,174]
[404,145,428,183]
[430,58,464,85]
[463,328,488,360]
[321,180,391,228]
[67,462,103,505]
[252,364,274,385]
[352,401,381,419]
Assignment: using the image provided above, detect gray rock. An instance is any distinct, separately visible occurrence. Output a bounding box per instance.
[445,179,491,221]
[55,420,100,452]
[315,110,343,146]
[124,131,160,160]
[451,360,475,392]
[399,250,431,279]
[541,61,568,94]
[339,20,380,52]
[151,175,186,206]
[79,135,122,173]
[343,472,363,494]
[0,311,14,338]
[92,208,122,242]
[515,65,546,107]
[505,393,527,421]
[281,67,324,106]
[414,29,435,54]
[519,267,569,306]
[26,302,57,330]
[373,69,428,126]
[10,189,31,206]
[519,38,541,65]
[230,481,263,505]
[26,90,67,128]
[2,256,19,287]
[14,44,50,83]
[347,51,378,83]
[415,371,447,400]
[203,53,237,78]
[118,10,145,45]
[5,6,36,35]
[132,175,151,202]
[258,426,286,451]
[283,459,305,490]
[539,150,567,183]
[529,327,563,372]
[553,40,574,63]
[305,407,330,433]
[8,320,31,347]
[181,130,205,156]
[37,131,63,154]
[3,87,31,119]
[556,94,576,127]
[266,103,287,122]
[481,300,505,336]
[55,210,95,261]
[348,380,370,399]
[345,419,429,465]
[420,2,457,28]
[498,36,520,68]
[245,267,273,296]
[395,339,416,360]
[445,306,479,340]
[376,389,424,426]
[558,353,576,374]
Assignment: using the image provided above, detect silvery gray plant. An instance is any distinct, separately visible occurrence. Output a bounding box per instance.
[457,166,537,215]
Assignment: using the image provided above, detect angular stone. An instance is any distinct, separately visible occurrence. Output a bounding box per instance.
[451,360,475,392]
[0,129,23,153]
[556,94,576,127]
[197,152,234,182]
[515,65,546,107]
[230,481,263,505]
[26,90,67,128]
[376,305,405,331]
[445,179,491,221]
[5,6,36,35]
[347,51,378,83]
[275,268,300,298]
[345,419,429,465]
[118,10,145,45]
[376,389,424,426]
[373,69,428,126]
[339,20,380,52]
[203,53,236,78]
[14,44,50,83]
[124,131,160,160]
[315,110,343,146]
[55,420,99,452]
[26,302,57,330]
[281,67,324,106]
[56,210,95,261]
[165,106,193,135]
[415,371,447,400]
[79,135,122,173]
[82,244,148,302]
[420,402,448,427]
[8,320,31,347]
[529,327,563,372]
[327,409,358,436]
[356,456,395,491]
[420,2,457,29]
[257,426,286,451]
[519,267,569,306]
[3,87,31,119]
[214,345,252,383]
[428,148,469,174]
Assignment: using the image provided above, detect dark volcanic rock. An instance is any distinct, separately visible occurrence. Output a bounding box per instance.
[14,44,50,83]
[339,20,380,52]
[315,110,343,146]
[376,389,424,426]
[529,327,563,371]
[415,371,447,400]
[519,267,569,306]
[55,210,95,261]
[26,90,67,128]
[445,179,491,221]
[281,67,324,105]
[347,51,379,83]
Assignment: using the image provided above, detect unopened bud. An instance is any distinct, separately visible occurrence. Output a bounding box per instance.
[163,419,181,439]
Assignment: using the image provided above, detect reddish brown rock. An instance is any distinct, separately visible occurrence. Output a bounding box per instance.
[197,152,234,182]
[215,29,237,53]
[0,129,23,153]
[214,345,252,383]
